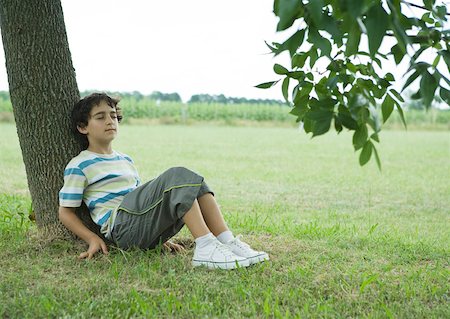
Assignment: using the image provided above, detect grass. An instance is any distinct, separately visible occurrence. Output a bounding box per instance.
[0,122,449,318]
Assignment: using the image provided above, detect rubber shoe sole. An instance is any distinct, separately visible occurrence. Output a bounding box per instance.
[192,258,250,270]
[247,252,270,265]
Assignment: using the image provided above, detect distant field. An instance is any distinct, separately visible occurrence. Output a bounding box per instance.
[1,95,450,130]
[0,123,449,318]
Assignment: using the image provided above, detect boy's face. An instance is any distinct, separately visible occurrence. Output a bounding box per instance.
[77,101,119,147]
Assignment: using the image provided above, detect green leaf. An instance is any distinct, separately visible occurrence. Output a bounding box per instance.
[308,28,332,57]
[265,41,279,54]
[372,56,383,69]
[338,113,358,130]
[317,97,338,110]
[337,104,358,130]
[292,53,308,68]
[310,112,333,137]
[372,144,382,171]
[279,29,306,57]
[290,101,309,118]
[315,79,329,99]
[438,50,450,72]
[286,71,305,79]
[274,64,289,75]
[433,54,441,67]
[423,0,433,10]
[385,73,395,82]
[290,102,309,119]
[420,71,439,108]
[345,0,366,18]
[327,61,341,72]
[353,125,368,151]
[364,4,389,57]
[393,99,407,129]
[381,94,394,123]
[255,80,279,89]
[274,0,302,31]
[390,44,404,64]
[346,62,357,73]
[306,0,324,26]
[309,49,319,68]
[327,76,338,90]
[436,5,447,20]
[346,24,361,56]
[334,115,343,133]
[303,117,314,133]
[293,82,313,104]
[421,12,434,24]
[439,87,450,105]
[282,77,290,102]
[311,120,332,137]
[359,141,373,166]
[389,89,404,102]
[406,62,431,73]
[370,132,379,142]
[402,70,421,92]
[411,90,421,100]
[323,14,342,45]
[307,108,334,122]
[377,78,390,89]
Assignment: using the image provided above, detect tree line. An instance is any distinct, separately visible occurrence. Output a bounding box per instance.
[77,90,283,105]
[0,90,283,105]
[0,90,444,112]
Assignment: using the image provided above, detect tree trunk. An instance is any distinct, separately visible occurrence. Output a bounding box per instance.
[0,0,101,237]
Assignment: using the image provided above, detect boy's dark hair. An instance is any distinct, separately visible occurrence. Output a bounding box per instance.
[71,92,123,149]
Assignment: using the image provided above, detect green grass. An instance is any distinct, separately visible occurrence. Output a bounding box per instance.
[0,123,449,318]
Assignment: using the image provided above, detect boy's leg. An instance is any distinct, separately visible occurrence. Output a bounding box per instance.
[197,193,229,236]
[182,199,210,238]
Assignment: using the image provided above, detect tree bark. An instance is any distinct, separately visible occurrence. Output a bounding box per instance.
[0,0,101,238]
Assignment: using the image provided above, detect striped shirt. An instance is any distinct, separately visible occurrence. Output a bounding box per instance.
[59,150,141,237]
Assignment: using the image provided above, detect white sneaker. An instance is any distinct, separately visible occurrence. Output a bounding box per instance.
[192,238,250,270]
[226,236,269,265]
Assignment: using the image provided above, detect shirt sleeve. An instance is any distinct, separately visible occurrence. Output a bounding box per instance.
[59,164,87,208]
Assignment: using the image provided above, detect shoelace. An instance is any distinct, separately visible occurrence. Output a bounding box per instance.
[215,241,236,258]
[231,236,253,252]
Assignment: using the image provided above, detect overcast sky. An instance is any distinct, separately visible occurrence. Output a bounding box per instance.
[0,0,447,103]
[0,0,289,102]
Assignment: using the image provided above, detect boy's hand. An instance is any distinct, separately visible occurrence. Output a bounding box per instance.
[79,236,109,259]
[163,241,185,253]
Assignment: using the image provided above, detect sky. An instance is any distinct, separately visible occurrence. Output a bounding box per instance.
[0,0,289,102]
[0,0,447,104]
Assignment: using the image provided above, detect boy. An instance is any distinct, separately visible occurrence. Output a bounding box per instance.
[58,92,269,269]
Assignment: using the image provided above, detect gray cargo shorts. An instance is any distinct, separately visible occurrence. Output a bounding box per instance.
[111,167,213,250]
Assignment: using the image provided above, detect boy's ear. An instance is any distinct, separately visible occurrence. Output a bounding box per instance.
[77,124,88,135]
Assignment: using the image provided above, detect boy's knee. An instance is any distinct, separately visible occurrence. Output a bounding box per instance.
[160,167,204,182]
[167,166,191,175]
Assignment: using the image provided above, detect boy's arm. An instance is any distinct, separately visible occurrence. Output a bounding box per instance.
[58,206,109,259]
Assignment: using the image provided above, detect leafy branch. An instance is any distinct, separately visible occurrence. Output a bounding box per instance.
[258,0,450,169]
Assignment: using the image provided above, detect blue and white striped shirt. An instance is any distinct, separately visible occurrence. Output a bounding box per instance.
[59,150,140,236]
